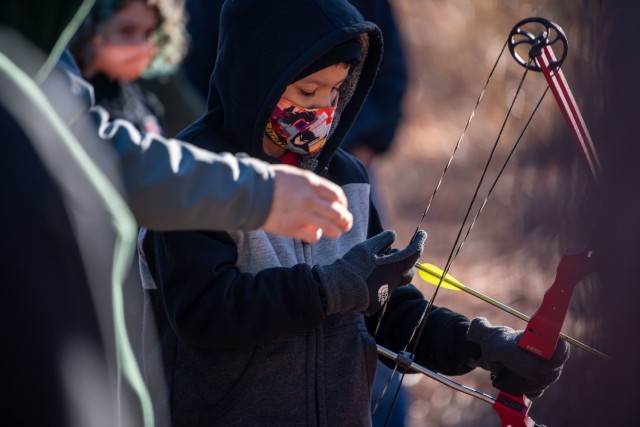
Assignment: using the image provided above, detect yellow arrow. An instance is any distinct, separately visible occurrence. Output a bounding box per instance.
[417,263,466,291]
[415,262,609,359]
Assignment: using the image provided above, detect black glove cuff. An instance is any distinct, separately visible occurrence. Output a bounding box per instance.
[464,341,482,367]
[312,264,368,315]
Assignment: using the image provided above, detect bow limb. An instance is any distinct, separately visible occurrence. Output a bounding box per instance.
[516,26,601,361]
[536,44,601,185]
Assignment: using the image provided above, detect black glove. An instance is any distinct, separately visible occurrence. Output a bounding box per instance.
[313,229,427,316]
[465,317,569,399]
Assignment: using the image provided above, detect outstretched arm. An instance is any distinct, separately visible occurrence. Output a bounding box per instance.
[54,50,353,240]
[265,164,352,242]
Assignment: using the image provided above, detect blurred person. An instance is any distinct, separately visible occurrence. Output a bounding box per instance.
[341,0,408,167]
[69,0,193,364]
[179,0,225,103]
[0,0,353,426]
[139,1,569,426]
[1,12,151,425]
[69,0,186,136]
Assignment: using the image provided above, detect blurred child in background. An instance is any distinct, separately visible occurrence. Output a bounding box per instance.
[70,0,187,135]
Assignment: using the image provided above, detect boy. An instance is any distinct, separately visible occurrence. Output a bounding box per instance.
[140,0,569,425]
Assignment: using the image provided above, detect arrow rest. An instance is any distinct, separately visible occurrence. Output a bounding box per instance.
[509,17,568,71]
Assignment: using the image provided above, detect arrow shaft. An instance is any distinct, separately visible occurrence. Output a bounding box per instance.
[414,263,608,359]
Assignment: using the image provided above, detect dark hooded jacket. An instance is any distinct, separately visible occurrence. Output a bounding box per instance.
[140,1,472,426]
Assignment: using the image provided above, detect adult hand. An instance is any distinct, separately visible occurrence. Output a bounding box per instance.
[263,164,353,242]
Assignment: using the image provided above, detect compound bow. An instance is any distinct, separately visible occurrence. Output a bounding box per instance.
[375,17,602,427]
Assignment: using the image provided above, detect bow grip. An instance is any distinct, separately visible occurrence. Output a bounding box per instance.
[518,245,595,360]
[493,391,536,427]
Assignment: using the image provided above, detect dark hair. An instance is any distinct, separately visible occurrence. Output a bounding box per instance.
[295,38,362,82]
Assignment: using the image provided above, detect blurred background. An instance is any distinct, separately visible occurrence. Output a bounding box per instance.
[363,1,624,426]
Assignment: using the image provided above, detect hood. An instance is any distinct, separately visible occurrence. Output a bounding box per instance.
[202,0,382,172]
[0,0,94,80]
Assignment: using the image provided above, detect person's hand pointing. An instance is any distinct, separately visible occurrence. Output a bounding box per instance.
[263,164,353,242]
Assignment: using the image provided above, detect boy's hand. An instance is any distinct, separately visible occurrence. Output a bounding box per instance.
[314,230,427,316]
[465,317,570,399]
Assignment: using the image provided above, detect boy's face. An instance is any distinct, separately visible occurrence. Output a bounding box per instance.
[282,63,349,109]
[263,63,350,158]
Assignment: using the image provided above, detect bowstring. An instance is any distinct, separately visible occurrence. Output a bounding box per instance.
[374,52,548,425]
[448,85,549,263]
[371,38,509,418]
[406,60,534,356]
[412,40,511,236]
[401,64,542,365]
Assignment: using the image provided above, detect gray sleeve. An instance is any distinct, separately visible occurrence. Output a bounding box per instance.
[92,106,274,231]
[49,55,274,232]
